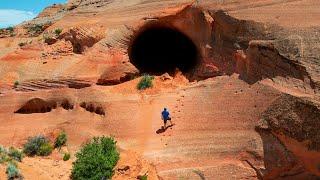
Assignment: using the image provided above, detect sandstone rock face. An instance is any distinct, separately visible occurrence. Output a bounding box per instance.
[14,98,75,114]
[257,94,320,179]
[15,79,91,92]
[0,0,320,179]
[261,95,320,151]
[37,4,66,18]
[14,98,58,114]
[79,101,105,115]
[209,10,319,93]
[59,27,105,53]
[96,64,138,85]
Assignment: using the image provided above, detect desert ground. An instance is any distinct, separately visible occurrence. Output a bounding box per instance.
[0,0,320,179]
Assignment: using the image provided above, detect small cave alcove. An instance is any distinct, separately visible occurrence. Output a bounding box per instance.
[128,26,199,75]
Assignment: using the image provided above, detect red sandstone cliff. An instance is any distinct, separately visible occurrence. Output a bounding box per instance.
[0,0,320,179]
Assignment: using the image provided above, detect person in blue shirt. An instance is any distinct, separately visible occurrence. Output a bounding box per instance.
[161,108,172,129]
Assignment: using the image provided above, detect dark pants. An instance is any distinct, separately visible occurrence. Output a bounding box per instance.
[164,117,171,124]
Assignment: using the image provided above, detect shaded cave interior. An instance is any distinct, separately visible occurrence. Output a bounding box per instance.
[128,26,199,75]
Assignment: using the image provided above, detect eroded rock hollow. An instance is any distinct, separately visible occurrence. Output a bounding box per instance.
[0,0,320,179]
[129,26,199,74]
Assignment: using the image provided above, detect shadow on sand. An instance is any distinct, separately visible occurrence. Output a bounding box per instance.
[156,124,174,134]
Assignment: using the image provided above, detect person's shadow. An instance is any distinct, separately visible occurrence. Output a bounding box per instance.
[156,124,174,134]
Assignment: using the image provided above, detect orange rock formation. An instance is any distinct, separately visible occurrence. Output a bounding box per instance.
[0,0,320,179]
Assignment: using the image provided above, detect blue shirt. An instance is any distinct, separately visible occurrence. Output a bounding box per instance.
[161,110,170,120]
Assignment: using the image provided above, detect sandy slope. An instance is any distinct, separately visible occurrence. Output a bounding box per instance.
[0,0,319,179]
[0,74,284,179]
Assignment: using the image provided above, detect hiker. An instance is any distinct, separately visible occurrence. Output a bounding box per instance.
[161,108,172,129]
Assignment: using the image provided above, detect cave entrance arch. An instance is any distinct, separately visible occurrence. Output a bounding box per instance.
[128,26,199,75]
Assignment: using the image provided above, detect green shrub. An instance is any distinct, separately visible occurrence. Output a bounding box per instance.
[6,27,14,32]
[63,153,71,161]
[71,136,119,180]
[139,175,148,180]
[8,147,23,162]
[13,81,19,88]
[0,145,6,153]
[54,131,67,149]
[6,163,22,180]
[37,143,53,156]
[18,42,26,47]
[0,154,11,164]
[43,33,50,40]
[27,24,45,36]
[23,135,48,156]
[0,146,23,165]
[137,74,154,90]
[0,27,14,36]
[29,24,43,32]
[54,28,62,36]
[0,146,9,164]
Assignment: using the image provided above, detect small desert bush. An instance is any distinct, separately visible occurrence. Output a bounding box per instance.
[137,74,154,90]
[37,143,53,156]
[0,154,11,164]
[18,42,26,47]
[54,131,67,149]
[63,153,71,161]
[0,145,6,153]
[139,175,148,180]
[71,136,119,180]
[54,28,62,36]
[6,162,22,180]
[43,32,50,40]
[13,81,19,88]
[0,145,23,166]
[0,27,15,36]
[6,27,14,32]
[28,24,43,34]
[23,135,51,156]
[0,146,9,164]
[8,147,23,162]
[43,32,55,41]
[27,23,50,37]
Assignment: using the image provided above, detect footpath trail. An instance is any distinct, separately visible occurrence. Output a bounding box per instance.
[134,92,180,154]
[136,96,157,154]
[115,76,282,179]
[0,75,283,179]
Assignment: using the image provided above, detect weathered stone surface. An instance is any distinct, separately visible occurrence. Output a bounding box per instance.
[260,94,320,151]
[14,98,57,114]
[96,64,138,85]
[257,94,320,178]
[0,0,320,179]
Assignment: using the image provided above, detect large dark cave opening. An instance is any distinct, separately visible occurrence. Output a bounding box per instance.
[128,27,199,74]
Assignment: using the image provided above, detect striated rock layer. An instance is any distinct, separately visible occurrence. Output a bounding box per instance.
[0,0,320,179]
